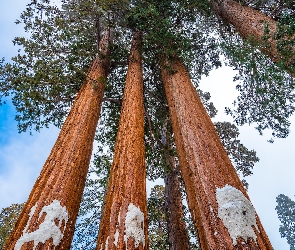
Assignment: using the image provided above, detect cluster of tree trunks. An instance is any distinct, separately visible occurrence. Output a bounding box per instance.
[6,1,290,249]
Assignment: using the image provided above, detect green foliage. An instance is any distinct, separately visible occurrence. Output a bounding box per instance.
[0,58,8,106]
[1,0,93,131]
[0,0,128,132]
[1,0,222,133]
[0,0,280,248]
[243,1,295,76]
[275,13,295,75]
[213,1,295,140]
[127,0,221,77]
[238,0,295,20]
[275,194,295,250]
[143,68,173,181]
[198,89,218,118]
[0,203,24,249]
[221,38,295,139]
[148,185,169,249]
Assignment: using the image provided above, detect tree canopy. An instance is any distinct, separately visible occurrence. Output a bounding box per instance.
[1,0,294,138]
[0,203,24,249]
[1,0,295,248]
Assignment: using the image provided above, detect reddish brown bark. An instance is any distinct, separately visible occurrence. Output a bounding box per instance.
[96,32,148,250]
[4,28,113,250]
[161,59,273,250]
[164,156,190,250]
[213,0,294,75]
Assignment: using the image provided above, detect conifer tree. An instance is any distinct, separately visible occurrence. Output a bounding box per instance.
[147,185,169,249]
[4,27,113,250]
[209,0,295,139]
[0,203,24,249]
[164,164,191,250]
[96,31,148,250]
[161,58,273,249]
[212,0,295,77]
[275,194,295,250]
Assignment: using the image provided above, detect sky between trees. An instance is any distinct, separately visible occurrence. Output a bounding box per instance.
[0,0,295,249]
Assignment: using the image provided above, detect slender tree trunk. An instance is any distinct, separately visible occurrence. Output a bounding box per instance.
[213,0,295,76]
[164,155,190,250]
[4,27,114,250]
[161,59,273,250]
[96,31,148,250]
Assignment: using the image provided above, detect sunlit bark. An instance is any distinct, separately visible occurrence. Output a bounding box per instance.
[4,28,114,250]
[96,31,148,250]
[213,0,295,76]
[161,58,273,250]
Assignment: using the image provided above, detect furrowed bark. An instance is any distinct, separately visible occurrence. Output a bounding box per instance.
[213,0,295,76]
[164,155,190,250]
[161,59,273,250]
[96,31,148,250]
[4,27,113,250]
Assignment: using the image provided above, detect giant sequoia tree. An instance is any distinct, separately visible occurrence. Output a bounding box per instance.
[4,27,114,249]
[160,58,272,249]
[214,0,295,140]
[1,0,295,249]
[213,0,295,75]
[96,31,148,250]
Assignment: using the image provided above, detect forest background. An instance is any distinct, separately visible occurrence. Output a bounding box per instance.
[0,0,294,249]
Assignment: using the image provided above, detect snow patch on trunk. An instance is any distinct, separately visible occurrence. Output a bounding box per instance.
[114,229,119,246]
[113,210,120,246]
[216,185,258,245]
[14,200,68,250]
[105,236,109,249]
[124,203,145,248]
[23,202,38,233]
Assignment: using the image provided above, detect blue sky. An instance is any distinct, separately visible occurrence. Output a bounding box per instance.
[0,0,59,210]
[0,0,294,249]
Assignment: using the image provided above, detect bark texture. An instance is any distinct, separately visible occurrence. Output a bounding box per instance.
[161,59,273,250]
[96,32,148,250]
[213,0,294,75]
[164,156,190,250]
[4,28,113,250]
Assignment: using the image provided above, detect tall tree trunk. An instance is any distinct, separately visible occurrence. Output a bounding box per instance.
[164,155,190,250]
[4,27,114,250]
[161,59,273,250]
[213,0,294,76]
[96,31,148,250]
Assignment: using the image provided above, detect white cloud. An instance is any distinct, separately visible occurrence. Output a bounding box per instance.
[0,126,59,209]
